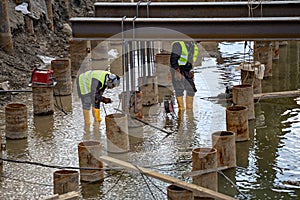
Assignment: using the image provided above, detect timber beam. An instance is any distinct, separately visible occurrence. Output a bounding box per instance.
[94,1,300,18]
[70,17,300,41]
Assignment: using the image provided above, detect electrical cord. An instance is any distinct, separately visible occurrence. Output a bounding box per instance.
[0,157,119,171]
[101,171,125,196]
[134,164,157,200]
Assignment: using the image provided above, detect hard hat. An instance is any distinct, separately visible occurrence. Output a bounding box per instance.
[106,73,120,89]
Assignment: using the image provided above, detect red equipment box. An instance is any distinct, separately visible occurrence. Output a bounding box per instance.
[31,68,55,86]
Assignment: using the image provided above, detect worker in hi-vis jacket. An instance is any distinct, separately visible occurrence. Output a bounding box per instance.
[170,41,198,110]
[77,70,120,124]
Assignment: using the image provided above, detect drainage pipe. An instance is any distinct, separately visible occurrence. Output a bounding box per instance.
[138,76,158,106]
[232,84,255,120]
[32,85,54,115]
[105,113,129,153]
[167,184,194,200]
[5,103,28,139]
[53,170,79,195]
[192,148,218,193]
[212,131,236,168]
[254,41,273,77]
[121,91,143,128]
[226,105,249,142]
[78,140,103,182]
[51,58,72,96]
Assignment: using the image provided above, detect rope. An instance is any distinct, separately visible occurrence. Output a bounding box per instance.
[247,0,263,17]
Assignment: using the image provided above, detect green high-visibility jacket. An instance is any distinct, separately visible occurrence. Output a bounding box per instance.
[173,41,199,66]
[78,70,111,95]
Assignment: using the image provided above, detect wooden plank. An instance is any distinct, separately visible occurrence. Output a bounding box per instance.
[182,166,229,178]
[99,156,236,200]
[58,191,80,200]
[42,191,80,200]
[254,90,300,100]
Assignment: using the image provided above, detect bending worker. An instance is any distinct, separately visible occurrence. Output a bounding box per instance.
[77,70,120,124]
[170,41,198,110]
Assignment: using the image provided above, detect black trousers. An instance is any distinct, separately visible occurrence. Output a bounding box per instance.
[171,68,197,97]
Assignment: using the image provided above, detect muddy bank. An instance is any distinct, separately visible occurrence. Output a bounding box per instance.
[0,0,96,91]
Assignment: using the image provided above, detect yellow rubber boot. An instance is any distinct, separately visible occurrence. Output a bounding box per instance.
[186,96,194,109]
[92,107,102,122]
[83,109,91,125]
[176,96,185,110]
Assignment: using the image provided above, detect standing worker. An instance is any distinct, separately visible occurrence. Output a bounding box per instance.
[170,41,198,110]
[77,70,120,124]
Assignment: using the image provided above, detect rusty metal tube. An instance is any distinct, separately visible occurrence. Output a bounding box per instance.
[254,41,273,77]
[155,52,173,87]
[167,184,194,200]
[121,91,143,128]
[192,148,218,193]
[69,39,90,77]
[51,59,72,96]
[138,76,158,106]
[78,140,103,182]
[212,131,236,168]
[53,170,79,195]
[241,68,262,94]
[105,113,129,153]
[226,105,249,142]
[32,86,54,115]
[232,84,255,120]
[5,103,28,139]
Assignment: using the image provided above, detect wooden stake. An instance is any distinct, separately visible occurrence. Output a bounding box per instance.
[99,156,236,200]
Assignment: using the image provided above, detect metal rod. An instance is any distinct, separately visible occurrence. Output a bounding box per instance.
[146,1,151,18]
[102,103,107,116]
[136,1,141,18]
[121,16,126,92]
[125,42,130,109]
[114,108,173,135]
[147,41,151,76]
[129,42,134,91]
[132,17,137,113]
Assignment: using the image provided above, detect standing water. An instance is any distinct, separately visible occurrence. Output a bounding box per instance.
[0,41,299,199]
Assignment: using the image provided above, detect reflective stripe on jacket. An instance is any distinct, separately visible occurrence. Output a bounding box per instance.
[78,70,110,95]
[173,41,199,66]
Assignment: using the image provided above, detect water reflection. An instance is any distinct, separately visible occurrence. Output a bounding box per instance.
[6,138,29,158]
[33,115,54,141]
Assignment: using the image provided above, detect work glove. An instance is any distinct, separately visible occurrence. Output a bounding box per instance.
[174,68,182,81]
[189,70,194,79]
[102,97,112,104]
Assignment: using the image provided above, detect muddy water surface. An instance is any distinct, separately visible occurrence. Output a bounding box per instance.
[0,41,299,199]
